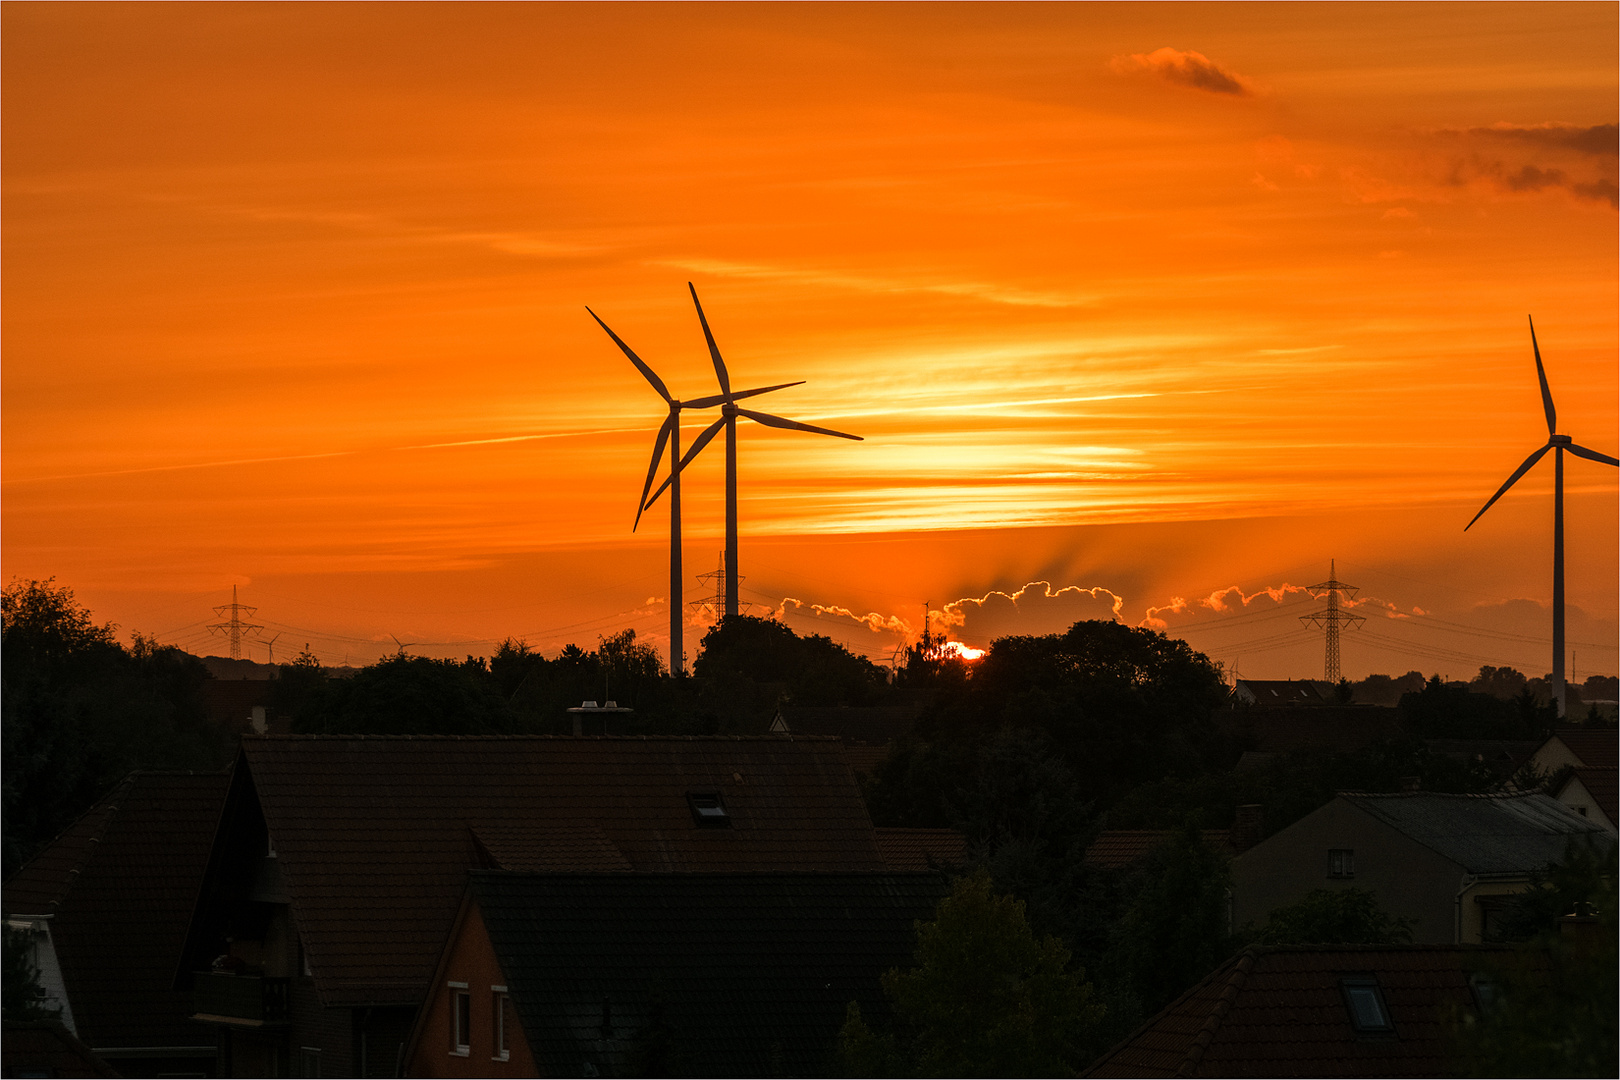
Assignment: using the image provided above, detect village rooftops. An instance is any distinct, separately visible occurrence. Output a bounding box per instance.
[3,772,230,1067]
[409,870,949,1078]
[1333,790,1612,875]
[1085,944,1536,1077]
[196,735,891,1008]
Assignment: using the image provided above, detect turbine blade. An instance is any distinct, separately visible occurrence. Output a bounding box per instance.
[587,306,671,403]
[632,415,676,532]
[736,407,863,441]
[684,381,804,410]
[1566,441,1620,468]
[1464,442,1552,531]
[688,283,730,398]
[644,416,727,512]
[1529,315,1555,437]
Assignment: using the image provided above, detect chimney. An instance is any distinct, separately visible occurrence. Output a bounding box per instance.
[1231,804,1264,853]
[1400,776,1421,793]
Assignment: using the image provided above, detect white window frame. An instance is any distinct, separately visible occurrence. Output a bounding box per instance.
[492,985,510,1062]
[449,982,471,1057]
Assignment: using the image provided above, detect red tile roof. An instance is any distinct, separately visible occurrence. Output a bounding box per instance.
[1083,830,1234,870]
[875,827,967,870]
[1085,945,1530,1077]
[2,772,230,1052]
[1552,727,1618,768]
[237,735,887,1006]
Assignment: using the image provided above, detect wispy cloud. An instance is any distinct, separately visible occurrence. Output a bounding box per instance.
[650,257,1099,309]
[1110,47,1256,97]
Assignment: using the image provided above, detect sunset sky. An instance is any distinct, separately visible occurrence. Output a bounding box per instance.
[4,3,1616,681]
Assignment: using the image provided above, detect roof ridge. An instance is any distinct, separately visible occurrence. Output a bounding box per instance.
[1178,948,1255,1077]
[5,775,135,899]
[242,733,843,742]
[1338,789,1538,800]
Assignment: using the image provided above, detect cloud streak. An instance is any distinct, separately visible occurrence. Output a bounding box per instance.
[1111,47,1255,96]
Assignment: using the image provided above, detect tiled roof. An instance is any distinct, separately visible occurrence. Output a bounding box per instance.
[772,704,921,743]
[238,735,888,1006]
[1221,707,1404,754]
[1,1021,122,1078]
[1084,830,1234,870]
[1086,944,1530,1077]
[1236,680,1329,706]
[3,772,230,1051]
[1339,791,1609,874]
[469,870,947,1077]
[875,828,967,870]
[1551,727,1617,768]
[843,743,893,775]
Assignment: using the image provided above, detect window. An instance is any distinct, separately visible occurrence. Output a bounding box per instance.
[449,982,471,1056]
[687,791,730,827]
[1468,972,1500,1016]
[1340,976,1394,1035]
[298,1047,321,1078]
[1328,848,1355,878]
[492,986,510,1061]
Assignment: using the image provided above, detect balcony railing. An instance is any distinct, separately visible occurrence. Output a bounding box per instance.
[194,971,290,1025]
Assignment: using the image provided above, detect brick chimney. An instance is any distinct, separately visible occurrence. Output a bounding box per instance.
[1231,804,1264,853]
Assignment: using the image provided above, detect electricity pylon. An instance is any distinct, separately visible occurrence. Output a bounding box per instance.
[1299,560,1363,683]
[208,585,263,661]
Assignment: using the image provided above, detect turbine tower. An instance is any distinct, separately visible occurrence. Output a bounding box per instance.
[1299,560,1363,683]
[588,305,799,672]
[645,283,863,618]
[1466,316,1618,717]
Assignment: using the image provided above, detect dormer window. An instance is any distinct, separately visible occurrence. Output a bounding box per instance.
[1340,976,1394,1035]
[687,792,730,827]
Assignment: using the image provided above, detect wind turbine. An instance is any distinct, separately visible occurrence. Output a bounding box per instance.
[587,305,801,674]
[1465,316,1618,717]
[645,283,863,618]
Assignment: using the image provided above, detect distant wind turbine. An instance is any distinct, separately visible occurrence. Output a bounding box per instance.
[587,303,802,673]
[1465,316,1618,717]
[645,283,863,618]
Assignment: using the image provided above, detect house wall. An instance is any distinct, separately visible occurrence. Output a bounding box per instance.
[405,904,538,1078]
[1231,800,1467,943]
[1529,737,1584,774]
[8,920,77,1035]
[1555,777,1616,832]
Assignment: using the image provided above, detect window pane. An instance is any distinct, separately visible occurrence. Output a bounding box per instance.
[1347,985,1386,1028]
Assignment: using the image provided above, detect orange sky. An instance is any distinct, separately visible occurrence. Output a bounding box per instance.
[4,3,1616,679]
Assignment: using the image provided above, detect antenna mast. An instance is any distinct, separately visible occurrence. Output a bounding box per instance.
[1299,560,1363,682]
[208,585,263,661]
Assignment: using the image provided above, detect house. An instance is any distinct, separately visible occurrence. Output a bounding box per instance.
[873,827,967,870]
[1085,944,1533,1077]
[2,771,230,1078]
[1553,767,1617,831]
[1524,726,1617,775]
[769,703,923,774]
[1230,791,1611,944]
[1220,705,1404,757]
[1084,807,1264,870]
[179,734,909,1078]
[402,870,947,1077]
[1233,679,1334,707]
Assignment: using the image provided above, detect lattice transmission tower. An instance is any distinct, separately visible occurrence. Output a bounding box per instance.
[690,551,753,630]
[208,585,263,660]
[1298,560,1363,682]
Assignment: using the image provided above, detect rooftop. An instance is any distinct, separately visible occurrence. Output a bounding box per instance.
[1336,791,1610,875]
[3,772,230,1051]
[1086,944,1531,1077]
[465,870,947,1077]
[234,735,889,1006]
